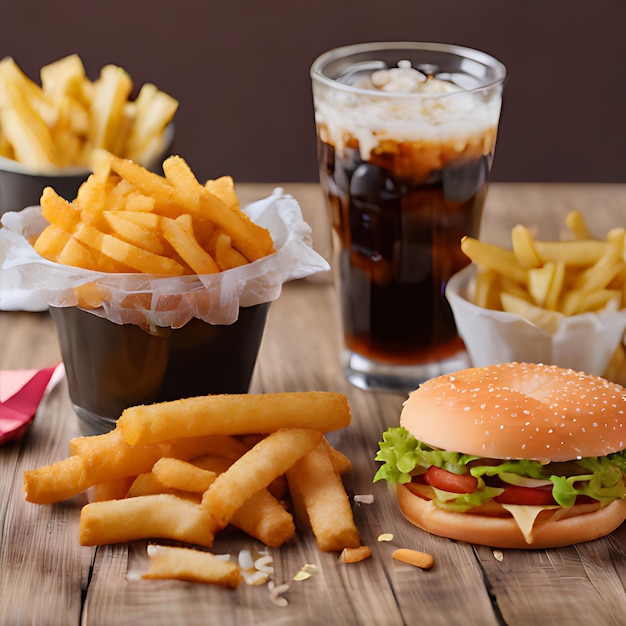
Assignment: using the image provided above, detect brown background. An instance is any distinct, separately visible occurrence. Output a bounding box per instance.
[1,0,625,184]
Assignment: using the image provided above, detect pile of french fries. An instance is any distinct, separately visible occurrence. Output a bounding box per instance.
[461,210,626,380]
[0,54,177,169]
[24,391,369,588]
[32,154,275,306]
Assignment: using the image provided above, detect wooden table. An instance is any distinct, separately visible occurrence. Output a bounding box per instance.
[1,183,625,625]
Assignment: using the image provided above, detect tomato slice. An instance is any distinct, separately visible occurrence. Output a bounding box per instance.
[494,485,555,506]
[422,466,478,494]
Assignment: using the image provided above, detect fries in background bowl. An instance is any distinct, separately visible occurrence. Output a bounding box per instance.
[0,54,176,216]
[23,391,367,589]
[446,210,626,384]
[0,54,177,171]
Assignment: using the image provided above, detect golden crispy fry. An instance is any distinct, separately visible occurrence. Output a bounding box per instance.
[125,82,178,164]
[201,428,322,532]
[511,224,542,269]
[151,457,217,493]
[39,186,82,233]
[160,214,220,274]
[461,236,527,284]
[24,455,88,504]
[166,434,250,462]
[57,235,131,273]
[79,494,214,547]
[0,57,57,167]
[126,472,178,498]
[142,545,241,588]
[192,455,295,547]
[286,441,361,552]
[565,209,592,240]
[322,438,352,474]
[32,224,70,261]
[72,222,184,275]
[88,64,133,154]
[533,239,608,266]
[205,176,239,211]
[103,210,165,255]
[161,155,275,262]
[117,391,352,446]
[91,476,136,502]
[209,230,248,270]
[391,548,434,570]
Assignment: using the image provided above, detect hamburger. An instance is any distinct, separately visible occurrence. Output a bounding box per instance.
[374,362,626,549]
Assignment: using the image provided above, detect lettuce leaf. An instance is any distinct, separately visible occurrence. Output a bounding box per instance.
[373,426,626,509]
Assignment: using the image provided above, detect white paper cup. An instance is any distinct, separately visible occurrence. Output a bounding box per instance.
[446,264,626,378]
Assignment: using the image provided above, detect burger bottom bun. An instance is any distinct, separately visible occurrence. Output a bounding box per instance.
[397,484,626,549]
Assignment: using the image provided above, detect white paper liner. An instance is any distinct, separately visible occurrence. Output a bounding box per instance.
[446,264,626,376]
[0,188,329,328]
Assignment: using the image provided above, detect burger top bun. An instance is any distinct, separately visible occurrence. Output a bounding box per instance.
[400,362,626,462]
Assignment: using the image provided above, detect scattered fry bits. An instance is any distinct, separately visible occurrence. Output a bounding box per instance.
[293,564,318,581]
[377,533,394,542]
[391,548,434,570]
[340,546,372,564]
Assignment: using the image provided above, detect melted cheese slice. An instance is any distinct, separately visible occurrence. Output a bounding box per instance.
[501,504,560,543]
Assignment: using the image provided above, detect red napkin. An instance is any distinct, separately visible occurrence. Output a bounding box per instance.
[0,363,63,444]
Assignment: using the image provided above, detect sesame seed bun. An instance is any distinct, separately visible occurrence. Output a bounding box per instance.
[395,362,626,548]
[400,362,626,462]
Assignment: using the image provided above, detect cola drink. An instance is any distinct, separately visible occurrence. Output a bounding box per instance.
[311,43,506,390]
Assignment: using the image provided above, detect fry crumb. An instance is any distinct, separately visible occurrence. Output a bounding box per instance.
[293,563,318,581]
[391,548,434,570]
[268,581,289,607]
[340,545,372,563]
[493,550,504,562]
[377,533,394,542]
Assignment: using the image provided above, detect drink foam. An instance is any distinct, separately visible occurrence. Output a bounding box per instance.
[314,61,503,160]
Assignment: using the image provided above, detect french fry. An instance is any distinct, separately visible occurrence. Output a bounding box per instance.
[125,82,178,164]
[511,224,542,269]
[24,455,89,504]
[209,230,248,270]
[88,64,133,154]
[391,548,434,570]
[286,441,361,552]
[161,155,275,262]
[79,494,214,547]
[117,391,352,446]
[565,209,592,240]
[160,214,220,274]
[72,222,184,275]
[201,428,322,532]
[92,476,136,502]
[142,545,242,588]
[103,210,165,255]
[461,236,527,284]
[151,457,218,493]
[192,455,296,547]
